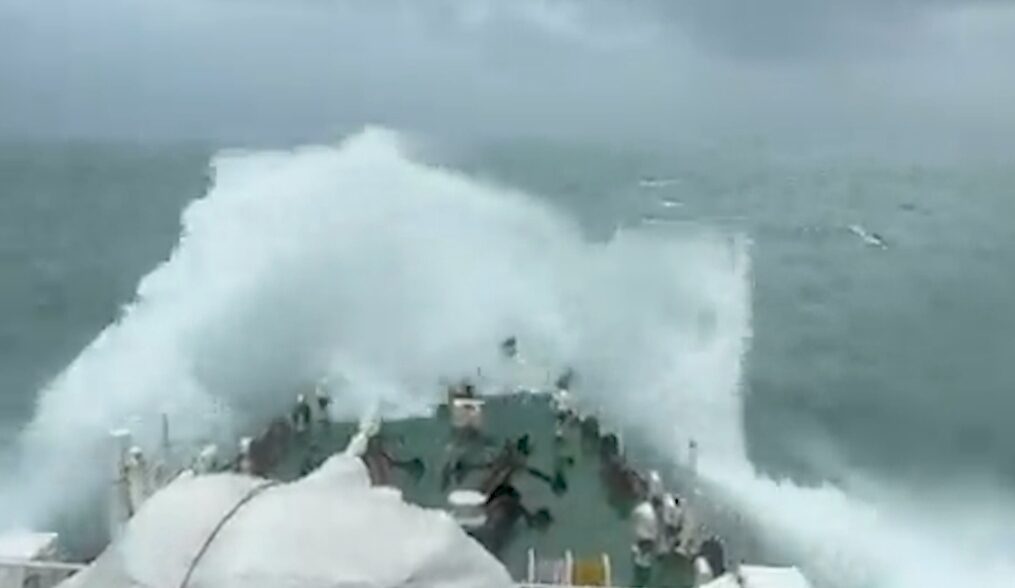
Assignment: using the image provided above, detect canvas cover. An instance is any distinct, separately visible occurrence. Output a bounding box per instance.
[60,453,512,588]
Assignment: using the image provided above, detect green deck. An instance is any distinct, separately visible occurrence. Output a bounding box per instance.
[267,394,694,587]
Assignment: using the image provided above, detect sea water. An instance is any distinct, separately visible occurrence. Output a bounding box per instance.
[1,130,1013,586]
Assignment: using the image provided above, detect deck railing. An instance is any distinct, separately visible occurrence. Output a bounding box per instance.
[516,584,655,588]
[0,559,85,588]
[0,561,667,588]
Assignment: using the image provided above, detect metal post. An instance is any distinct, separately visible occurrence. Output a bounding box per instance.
[108,429,132,541]
[160,413,170,453]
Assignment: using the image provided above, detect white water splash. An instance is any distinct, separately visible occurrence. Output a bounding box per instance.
[4,128,1006,588]
[0,129,749,543]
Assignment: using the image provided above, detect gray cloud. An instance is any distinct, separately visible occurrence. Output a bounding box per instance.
[652,0,996,59]
[1,0,1013,153]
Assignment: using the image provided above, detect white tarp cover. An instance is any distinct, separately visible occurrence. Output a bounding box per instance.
[0,530,60,587]
[702,566,814,588]
[59,454,513,588]
[0,530,58,559]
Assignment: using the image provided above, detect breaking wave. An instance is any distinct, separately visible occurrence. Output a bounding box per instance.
[0,128,748,542]
[1,128,1009,587]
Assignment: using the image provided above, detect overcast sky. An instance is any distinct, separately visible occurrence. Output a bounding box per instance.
[1,0,1013,151]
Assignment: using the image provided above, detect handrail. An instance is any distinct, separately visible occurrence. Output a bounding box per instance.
[0,562,671,586]
[0,563,644,585]
[515,584,651,588]
[0,567,648,586]
[0,558,86,573]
